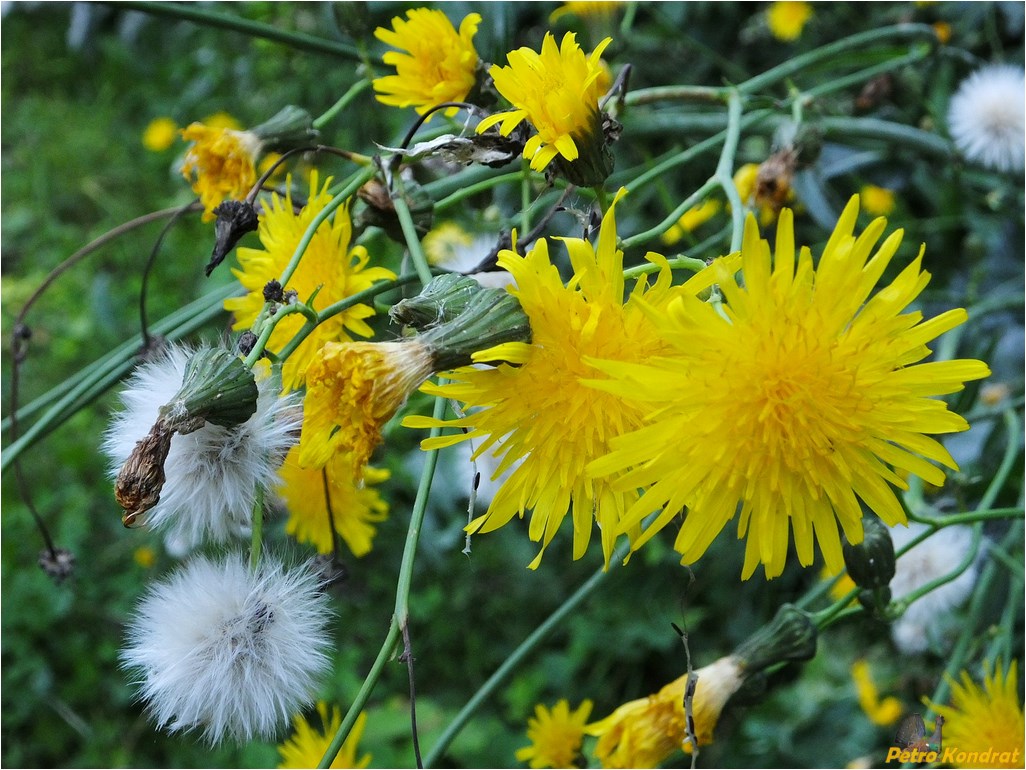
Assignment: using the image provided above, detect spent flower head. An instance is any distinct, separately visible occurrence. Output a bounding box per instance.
[223,172,396,392]
[373,9,481,120]
[516,699,593,769]
[181,119,262,221]
[121,553,333,744]
[590,197,990,579]
[947,64,1026,173]
[477,32,613,181]
[103,345,300,550]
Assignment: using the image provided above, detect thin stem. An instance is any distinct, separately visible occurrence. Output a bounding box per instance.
[816,116,953,158]
[521,159,532,235]
[139,203,195,347]
[434,171,525,213]
[110,1,361,61]
[313,80,371,131]
[401,624,424,769]
[390,170,434,287]
[714,90,745,253]
[249,486,264,571]
[424,541,630,767]
[621,179,719,251]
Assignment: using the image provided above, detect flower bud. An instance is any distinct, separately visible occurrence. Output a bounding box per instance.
[843,516,896,591]
[158,347,258,432]
[732,603,817,673]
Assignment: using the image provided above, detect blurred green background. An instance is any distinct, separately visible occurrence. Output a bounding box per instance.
[2,2,1022,767]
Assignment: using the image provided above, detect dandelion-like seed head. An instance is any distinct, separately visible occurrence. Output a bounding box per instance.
[373,9,481,120]
[278,445,390,558]
[121,553,333,744]
[926,659,1025,767]
[277,703,371,769]
[516,699,593,769]
[299,339,436,472]
[477,32,613,176]
[408,192,685,569]
[103,345,301,550]
[586,656,746,767]
[181,121,262,221]
[224,172,396,391]
[947,64,1026,173]
[591,196,990,579]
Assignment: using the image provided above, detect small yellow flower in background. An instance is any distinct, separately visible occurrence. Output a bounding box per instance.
[734,162,791,226]
[406,191,692,569]
[852,660,903,727]
[661,199,723,245]
[590,197,991,579]
[180,120,262,221]
[224,173,396,392]
[821,565,858,603]
[933,21,953,45]
[202,111,242,130]
[278,703,371,769]
[586,657,746,767]
[860,184,896,216]
[766,1,814,42]
[299,340,435,472]
[478,32,612,175]
[516,699,593,769]
[550,1,623,23]
[980,382,1011,407]
[142,117,178,152]
[132,545,156,569]
[373,9,481,120]
[926,659,1025,768]
[278,446,390,558]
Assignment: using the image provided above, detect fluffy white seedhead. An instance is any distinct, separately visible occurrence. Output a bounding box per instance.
[103,344,301,550]
[947,64,1026,173]
[120,553,333,744]
[890,523,980,655]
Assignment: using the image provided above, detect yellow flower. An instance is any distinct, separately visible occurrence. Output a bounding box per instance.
[223,173,396,392]
[860,184,896,216]
[933,21,953,45]
[550,2,623,23]
[132,546,156,569]
[767,1,814,42]
[202,111,242,130]
[180,120,262,221]
[404,191,696,569]
[586,657,746,767]
[821,565,858,604]
[734,162,785,226]
[661,199,723,245]
[477,32,612,174]
[926,660,1024,768]
[142,117,178,152]
[278,703,371,769]
[299,340,436,471]
[590,196,991,579]
[278,446,390,558]
[852,660,903,727]
[516,699,593,768]
[373,9,481,120]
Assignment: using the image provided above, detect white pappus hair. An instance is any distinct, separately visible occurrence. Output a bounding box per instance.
[120,552,333,744]
[947,63,1026,173]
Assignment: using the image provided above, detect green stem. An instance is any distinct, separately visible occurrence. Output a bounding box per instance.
[423,540,630,767]
[1,283,240,471]
[895,522,983,610]
[623,85,726,106]
[521,159,533,235]
[249,486,264,571]
[313,79,371,131]
[816,116,952,158]
[621,256,709,281]
[390,171,434,287]
[620,179,718,251]
[110,1,361,61]
[434,171,525,213]
[715,90,745,254]
[319,619,402,769]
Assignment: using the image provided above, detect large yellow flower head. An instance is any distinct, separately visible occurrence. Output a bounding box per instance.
[299,340,436,472]
[516,699,593,769]
[278,446,390,558]
[926,659,1024,768]
[586,657,746,767]
[223,173,396,392]
[181,121,262,221]
[405,191,706,569]
[590,196,990,579]
[373,9,481,120]
[477,32,612,174]
[277,703,371,769]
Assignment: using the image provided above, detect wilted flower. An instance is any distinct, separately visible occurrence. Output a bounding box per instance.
[590,197,991,579]
[586,657,746,767]
[947,64,1026,173]
[103,345,300,550]
[181,119,262,221]
[373,8,481,119]
[278,703,371,769]
[516,699,593,769]
[121,553,333,744]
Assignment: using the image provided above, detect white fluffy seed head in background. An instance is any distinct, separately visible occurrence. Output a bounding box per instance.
[120,552,333,744]
[103,344,302,550]
[947,63,1026,173]
[889,522,981,655]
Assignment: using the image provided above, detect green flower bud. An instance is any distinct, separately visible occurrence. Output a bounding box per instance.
[158,347,258,433]
[389,273,483,330]
[732,604,817,673]
[843,516,896,590]
[250,105,318,151]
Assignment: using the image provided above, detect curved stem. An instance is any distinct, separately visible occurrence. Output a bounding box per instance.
[390,169,434,287]
[313,80,372,131]
[714,89,745,253]
[424,541,630,767]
